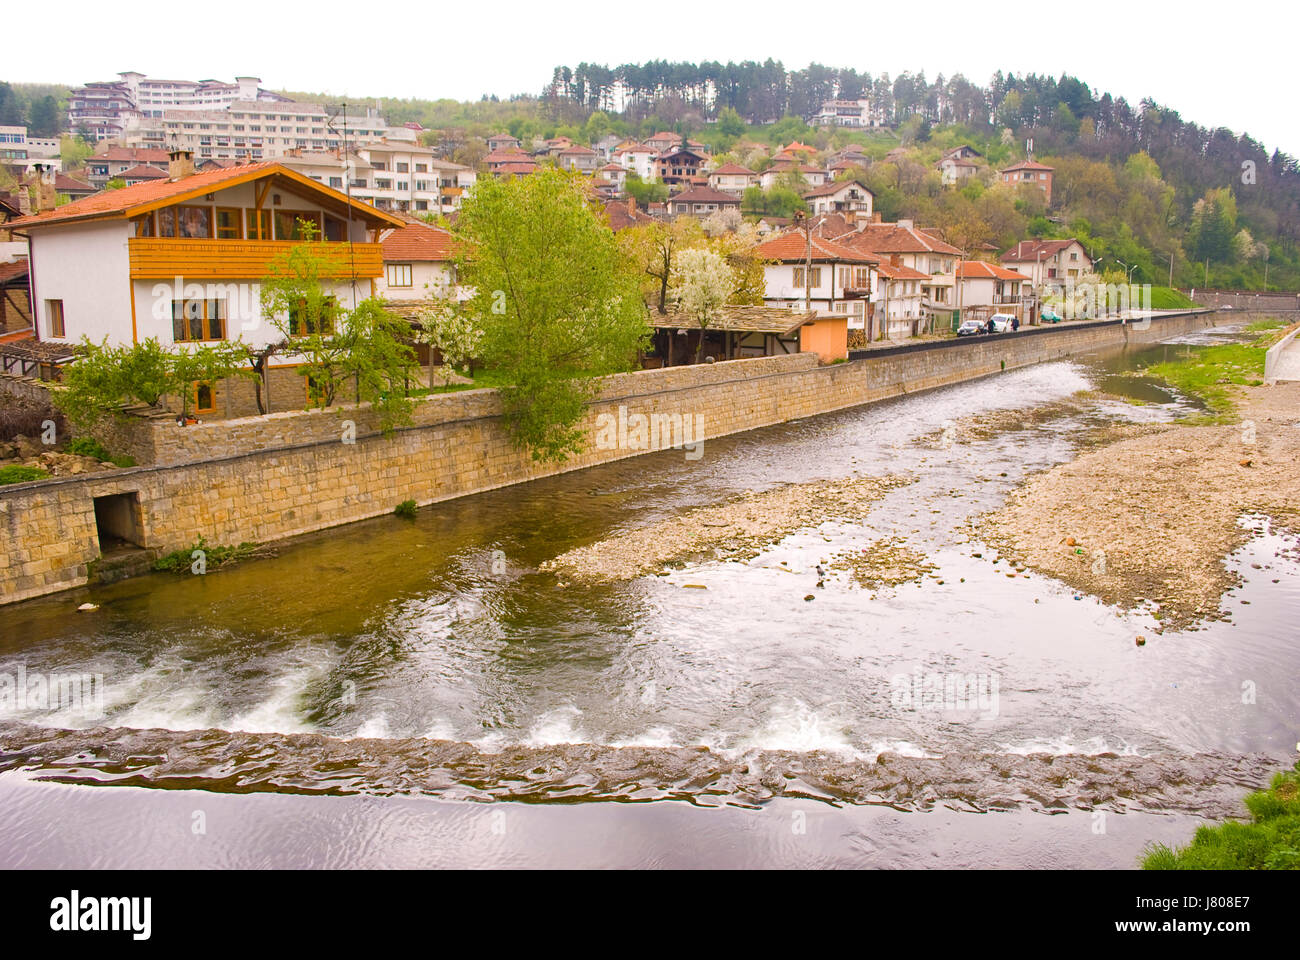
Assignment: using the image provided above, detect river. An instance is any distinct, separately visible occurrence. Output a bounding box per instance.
[2,322,1296,868]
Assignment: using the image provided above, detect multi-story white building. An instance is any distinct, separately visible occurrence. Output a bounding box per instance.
[279,144,475,216]
[122,102,405,163]
[810,99,885,128]
[69,72,290,142]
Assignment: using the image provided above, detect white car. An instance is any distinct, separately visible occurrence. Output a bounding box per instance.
[990,314,1016,333]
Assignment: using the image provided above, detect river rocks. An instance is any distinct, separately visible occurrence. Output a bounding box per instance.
[975,380,1300,630]
[77,603,98,612]
[822,538,937,591]
[541,473,913,582]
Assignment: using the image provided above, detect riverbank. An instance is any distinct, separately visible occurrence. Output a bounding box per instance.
[976,380,1300,630]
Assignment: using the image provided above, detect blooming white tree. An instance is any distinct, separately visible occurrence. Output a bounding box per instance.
[671,247,736,362]
[413,301,483,387]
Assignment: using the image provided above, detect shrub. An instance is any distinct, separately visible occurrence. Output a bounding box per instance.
[0,465,51,485]
[0,401,65,443]
[394,499,417,518]
[65,437,112,460]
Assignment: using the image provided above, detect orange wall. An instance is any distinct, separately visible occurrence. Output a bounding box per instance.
[799,315,848,362]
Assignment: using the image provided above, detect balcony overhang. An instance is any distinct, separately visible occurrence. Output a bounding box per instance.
[128,238,384,280]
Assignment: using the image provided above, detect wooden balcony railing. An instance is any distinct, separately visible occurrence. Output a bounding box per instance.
[128,238,384,280]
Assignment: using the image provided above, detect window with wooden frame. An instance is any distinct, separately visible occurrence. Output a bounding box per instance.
[157,206,178,237]
[288,296,337,336]
[274,210,322,241]
[246,208,271,240]
[323,216,346,242]
[305,371,328,406]
[132,213,155,236]
[46,299,65,338]
[193,380,217,414]
[172,298,226,342]
[385,263,413,288]
[215,208,243,239]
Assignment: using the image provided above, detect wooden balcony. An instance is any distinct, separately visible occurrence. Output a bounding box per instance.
[128,238,384,280]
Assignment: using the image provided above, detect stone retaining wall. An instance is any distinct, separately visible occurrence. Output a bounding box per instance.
[0,311,1217,606]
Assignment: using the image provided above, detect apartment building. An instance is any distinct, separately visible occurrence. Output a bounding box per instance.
[69,72,289,142]
[279,143,475,215]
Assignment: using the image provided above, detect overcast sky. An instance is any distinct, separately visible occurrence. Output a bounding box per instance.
[12,0,1295,154]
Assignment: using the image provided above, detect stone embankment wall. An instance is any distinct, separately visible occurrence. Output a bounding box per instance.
[0,311,1217,605]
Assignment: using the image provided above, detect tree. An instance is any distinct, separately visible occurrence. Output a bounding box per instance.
[672,247,735,362]
[54,337,251,426]
[261,232,419,429]
[453,167,649,461]
[618,216,705,315]
[624,172,668,206]
[716,106,746,138]
[28,95,60,137]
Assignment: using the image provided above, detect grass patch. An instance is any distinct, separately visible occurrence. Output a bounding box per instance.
[1148,287,1198,310]
[153,535,258,573]
[1245,317,1288,333]
[64,437,135,467]
[1142,337,1271,418]
[393,499,417,518]
[0,464,51,485]
[1143,762,1300,869]
[420,366,516,395]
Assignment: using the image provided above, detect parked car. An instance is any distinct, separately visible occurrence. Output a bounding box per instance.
[990,314,1016,333]
[957,319,986,337]
[1040,307,1063,323]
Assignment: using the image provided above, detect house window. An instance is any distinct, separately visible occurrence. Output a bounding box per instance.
[193,380,216,414]
[274,211,322,241]
[328,176,342,188]
[288,296,338,336]
[46,299,65,338]
[173,299,226,342]
[854,267,870,288]
[247,208,271,240]
[305,372,329,406]
[177,206,212,238]
[396,162,409,173]
[132,213,155,236]
[215,208,243,239]
[386,263,413,288]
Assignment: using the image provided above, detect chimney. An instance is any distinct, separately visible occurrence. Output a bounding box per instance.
[891,254,902,267]
[898,218,914,230]
[31,164,57,214]
[168,147,196,180]
[627,197,636,214]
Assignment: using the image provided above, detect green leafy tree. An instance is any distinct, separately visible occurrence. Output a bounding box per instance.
[453,167,649,461]
[414,300,483,387]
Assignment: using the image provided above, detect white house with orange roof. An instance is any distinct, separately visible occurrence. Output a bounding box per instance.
[376,219,463,302]
[953,260,1031,318]
[754,230,878,329]
[1000,159,1054,204]
[9,150,404,416]
[707,162,757,196]
[844,220,960,318]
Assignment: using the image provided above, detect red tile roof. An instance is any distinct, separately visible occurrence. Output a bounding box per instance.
[875,262,930,280]
[0,259,29,284]
[381,221,458,261]
[667,186,741,206]
[54,174,95,193]
[1000,239,1083,262]
[803,178,872,199]
[1001,160,1054,172]
[847,223,961,256]
[756,231,878,264]
[118,164,169,180]
[603,200,657,232]
[709,162,756,176]
[955,260,1031,280]
[91,146,171,164]
[8,161,403,230]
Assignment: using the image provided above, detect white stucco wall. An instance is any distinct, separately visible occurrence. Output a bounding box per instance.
[31,220,133,345]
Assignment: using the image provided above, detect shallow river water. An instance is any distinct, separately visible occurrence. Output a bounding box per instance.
[2,323,1296,868]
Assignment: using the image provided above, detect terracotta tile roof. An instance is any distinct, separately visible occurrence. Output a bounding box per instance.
[756,230,878,264]
[118,164,169,180]
[558,145,597,156]
[847,223,961,256]
[381,221,458,261]
[875,262,930,281]
[603,199,657,232]
[955,260,1031,280]
[1001,160,1054,172]
[0,259,29,284]
[495,161,537,176]
[709,162,756,176]
[484,147,529,163]
[8,161,403,230]
[54,174,95,193]
[1000,239,1082,262]
[91,146,171,164]
[667,186,741,206]
[803,178,872,199]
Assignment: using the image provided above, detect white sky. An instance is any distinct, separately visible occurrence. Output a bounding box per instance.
[12,0,1296,154]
